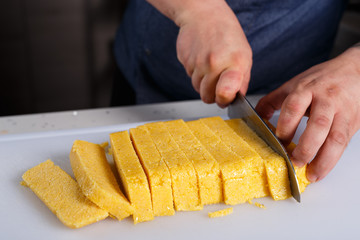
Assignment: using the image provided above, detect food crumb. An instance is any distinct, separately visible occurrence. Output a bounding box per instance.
[20,181,28,187]
[248,200,266,209]
[254,202,266,209]
[208,207,233,218]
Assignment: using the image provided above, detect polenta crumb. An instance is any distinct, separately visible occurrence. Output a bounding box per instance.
[208,207,233,218]
[20,181,27,187]
[248,199,266,209]
[254,202,266,209]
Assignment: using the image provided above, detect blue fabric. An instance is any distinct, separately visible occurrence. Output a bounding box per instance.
[114,0,346,104]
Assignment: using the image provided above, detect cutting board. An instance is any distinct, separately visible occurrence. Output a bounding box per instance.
[1,115,359,240]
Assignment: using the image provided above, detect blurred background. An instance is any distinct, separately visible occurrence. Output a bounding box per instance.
[0,0,360,117]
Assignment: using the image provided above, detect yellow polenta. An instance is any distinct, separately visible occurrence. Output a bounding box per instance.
[70,140,132,220]
[225,119,291,200]
[164,119,222,205]
[22,160,108,228]
[110,131,154,224]
[226,119,310,200]
[186,120,251,205]
[263,121,310,192]
[144,121,202,211]
[201,116,268,199]
[208,207,233,218]
[130,126,174,217]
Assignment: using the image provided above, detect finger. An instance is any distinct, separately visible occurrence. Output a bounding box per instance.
[276,90,312,143]
[255,67,322,120]
[255,86,290,120]
[199,72,219,103]
[191,68,203,93]
[240,69,251,96]
[214,68,244,108]
[291,100,335,167]
[306,114,350,182]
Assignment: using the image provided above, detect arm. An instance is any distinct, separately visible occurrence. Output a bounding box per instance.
[146,0,253,107]
[256,43,360,182]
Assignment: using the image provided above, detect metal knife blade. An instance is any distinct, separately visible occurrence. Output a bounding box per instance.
[228,93,301,202]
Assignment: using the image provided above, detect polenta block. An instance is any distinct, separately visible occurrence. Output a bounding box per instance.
[186,120,251,205]
[22,160,108,228]
[144,121,202,211]
[110,131,154,224]
[200,116,268,199]
[130,126,174,217]
[70,140,132,220]
[164,119,222,205]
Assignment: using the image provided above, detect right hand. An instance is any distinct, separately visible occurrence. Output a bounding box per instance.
[174,1,253,108]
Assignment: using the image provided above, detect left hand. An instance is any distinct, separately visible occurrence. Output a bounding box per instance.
[255,45,360,182]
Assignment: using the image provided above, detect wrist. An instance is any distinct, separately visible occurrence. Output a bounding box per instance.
[146,0,229,27]
[345,43,360,73]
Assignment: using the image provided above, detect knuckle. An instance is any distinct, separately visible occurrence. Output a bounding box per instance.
[328,130,349,146]
[294,78,312,91]
[294,145,314,160]
[283,96,303,117]
[216,86,233,102]
[313,114,332,128]
[208,52,220,71]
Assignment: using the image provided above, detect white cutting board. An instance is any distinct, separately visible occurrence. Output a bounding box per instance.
[1,116,359,240]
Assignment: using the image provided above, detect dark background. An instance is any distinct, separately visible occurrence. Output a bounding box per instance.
[1,0,360,117]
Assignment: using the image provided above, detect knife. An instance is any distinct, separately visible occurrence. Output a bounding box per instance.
[228,93,301,202]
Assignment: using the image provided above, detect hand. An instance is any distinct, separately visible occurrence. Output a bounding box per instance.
[174,1,252,108]
[255,45,360,182]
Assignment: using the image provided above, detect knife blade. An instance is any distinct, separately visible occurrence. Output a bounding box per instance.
[228,93,301,202]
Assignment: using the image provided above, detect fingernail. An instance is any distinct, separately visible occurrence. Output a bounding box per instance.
[291,157,305,168]
[307,172,318,183]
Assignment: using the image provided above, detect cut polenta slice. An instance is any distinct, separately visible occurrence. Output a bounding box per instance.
[226,119,294,200]
[164,119,222,205]
[227,119,310,198]
[110,131,154,224]
[22,160,108,228]
[200,116,268,199]
[187,120,251,205]
[144,121,202,211]
[70,140,132,220]
[286,142,311,192]
[130,126,174,217]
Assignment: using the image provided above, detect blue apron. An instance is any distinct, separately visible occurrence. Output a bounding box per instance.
[114,0,346,104]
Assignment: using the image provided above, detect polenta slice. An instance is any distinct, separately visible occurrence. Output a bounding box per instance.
[186,120,251,205]
[200,116,268,199]
[70,140,132,220]
[164,119,222,205]
[22,160,108,228]
[226,119,291,200]
[110,131,154,224]
[130,126,174,216]
[144,121,202,211]
[265,123,311,193]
